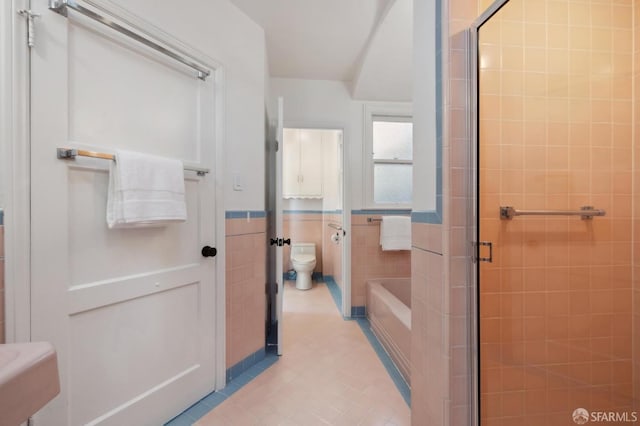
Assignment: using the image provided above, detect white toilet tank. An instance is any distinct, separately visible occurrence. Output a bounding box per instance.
[291,243,316,260]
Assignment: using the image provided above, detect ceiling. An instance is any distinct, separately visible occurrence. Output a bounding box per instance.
[228,0,413,101]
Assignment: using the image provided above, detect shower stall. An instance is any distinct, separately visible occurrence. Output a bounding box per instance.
[472,0,640,424]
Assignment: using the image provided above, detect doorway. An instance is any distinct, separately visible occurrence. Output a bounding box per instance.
[266,122,349,353]
[281,128,345,301]
[473,0,640,424]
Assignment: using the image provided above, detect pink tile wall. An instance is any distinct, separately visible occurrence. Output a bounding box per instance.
[352,215,411,308]
[225,217,266,368]
[322,214,343,289]
[0,225,4,344]
[283,214,323,274]
[411,0,479,425]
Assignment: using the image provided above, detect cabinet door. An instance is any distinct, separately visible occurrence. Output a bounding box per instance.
[282,128,301,198]
[299,130,323,197]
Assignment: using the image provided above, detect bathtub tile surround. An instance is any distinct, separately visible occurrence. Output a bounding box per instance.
[351,210,412,309]
[225,211,267,373]
[367,278,412,385]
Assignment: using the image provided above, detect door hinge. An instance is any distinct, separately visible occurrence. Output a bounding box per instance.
[18,9,41,48]
[475,241,493,263]
[275,140,279,152]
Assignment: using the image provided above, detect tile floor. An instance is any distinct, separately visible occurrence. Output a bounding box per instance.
[195,280,410,425]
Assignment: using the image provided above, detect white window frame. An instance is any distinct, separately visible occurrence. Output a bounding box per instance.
[363,103,413,209]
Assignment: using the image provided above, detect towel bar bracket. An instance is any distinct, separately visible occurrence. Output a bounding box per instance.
[57,148,78,159]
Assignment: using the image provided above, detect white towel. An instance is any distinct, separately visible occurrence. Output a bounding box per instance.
[380,216,411,251]
[107,150,187,228]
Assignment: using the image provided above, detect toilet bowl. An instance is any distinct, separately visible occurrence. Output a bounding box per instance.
[291,243,317,290]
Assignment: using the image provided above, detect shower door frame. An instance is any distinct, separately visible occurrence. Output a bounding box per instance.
[468,1,513,425]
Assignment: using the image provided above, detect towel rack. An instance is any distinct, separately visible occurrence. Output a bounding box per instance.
[57,148,210,176]
[367,217,382,223]
[49,0,211,80]
[500,206,606,220]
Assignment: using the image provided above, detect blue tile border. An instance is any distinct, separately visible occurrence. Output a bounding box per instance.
[283,271,323,281]
[225,347,266,382]
[225,210,267,219]
[164,353,279,425]
[411,210,442,224]
[354,318,411,407]
[350,306,366,317]
[283,209,343,214]
[323,275,342,312]
[351,209,412,215]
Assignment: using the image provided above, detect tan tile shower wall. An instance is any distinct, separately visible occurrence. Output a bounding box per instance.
[225,217,266,368]
[479,1,636,423]
[634,0,640,411]
[351,215,411,308]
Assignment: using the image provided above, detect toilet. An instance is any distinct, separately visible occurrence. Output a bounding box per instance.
[290,243,317,290]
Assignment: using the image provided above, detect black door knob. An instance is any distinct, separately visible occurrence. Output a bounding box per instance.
[201,246,217,257]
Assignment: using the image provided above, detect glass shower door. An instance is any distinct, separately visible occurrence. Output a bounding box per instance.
[476,0,639,424]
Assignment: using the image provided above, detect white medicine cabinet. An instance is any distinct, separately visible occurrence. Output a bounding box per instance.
[283,128,324,198]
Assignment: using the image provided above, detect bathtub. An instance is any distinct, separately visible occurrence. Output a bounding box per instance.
[366,278,411,384]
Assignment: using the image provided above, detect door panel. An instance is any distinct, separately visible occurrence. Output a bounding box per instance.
[30,1,217,424]
[476,0,639,423]
[275,97,284,355]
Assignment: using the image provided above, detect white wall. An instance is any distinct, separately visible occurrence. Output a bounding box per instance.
[116,0,266,211]
[412,0,437,212]
[269,78,412,211]
[322,130,341,212]
[270,79,363,207]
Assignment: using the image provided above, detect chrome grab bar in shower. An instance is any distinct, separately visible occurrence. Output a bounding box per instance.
[500,206,606,220]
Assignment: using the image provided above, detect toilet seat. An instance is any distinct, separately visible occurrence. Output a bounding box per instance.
[292,254,315,265]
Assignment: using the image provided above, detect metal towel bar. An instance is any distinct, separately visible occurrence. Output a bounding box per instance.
[328,223,342,231]
[500,206,606,220]
[367,217,382,223]
[49,0,211,80]
[57,148,210,176]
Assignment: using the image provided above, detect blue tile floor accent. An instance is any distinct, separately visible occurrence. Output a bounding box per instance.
[225,347,266,382]
[351,305,366,317]
[323,275,342,312]
[164,353,279,425]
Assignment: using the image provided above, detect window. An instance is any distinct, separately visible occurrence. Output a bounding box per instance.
[364,105,413,208]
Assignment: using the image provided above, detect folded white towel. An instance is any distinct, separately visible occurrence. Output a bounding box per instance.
[380,216,411,251]
[107,150,187,228]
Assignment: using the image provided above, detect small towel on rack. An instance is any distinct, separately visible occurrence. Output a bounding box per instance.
[107,150,187,228]
[380,216,411,251]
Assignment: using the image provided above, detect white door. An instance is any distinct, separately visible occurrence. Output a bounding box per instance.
[275,97,284,355]
[29,1,218,424]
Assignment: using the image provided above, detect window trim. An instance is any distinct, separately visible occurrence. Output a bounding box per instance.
[363,103,413,209]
